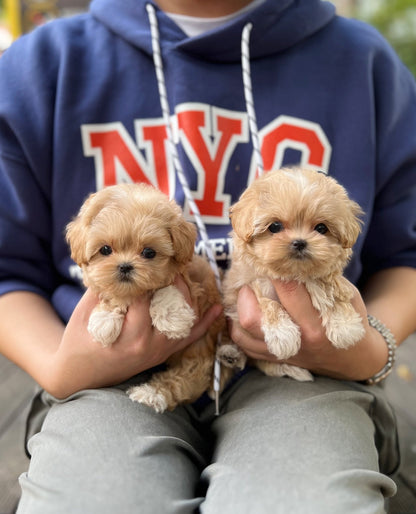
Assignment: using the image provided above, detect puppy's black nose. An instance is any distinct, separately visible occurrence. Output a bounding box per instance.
[118,263,134,275]
[291,239,307,252]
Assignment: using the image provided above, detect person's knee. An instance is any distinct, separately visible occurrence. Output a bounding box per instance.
[19,388,205,514]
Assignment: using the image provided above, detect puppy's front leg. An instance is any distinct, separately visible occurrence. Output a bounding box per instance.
[88,305,126,347]
[150,285,196,339]
[259,297,302,359]
[325,302,365,349]
[128,344,214,412]
[256,361,313,382]
[305,279,364,350]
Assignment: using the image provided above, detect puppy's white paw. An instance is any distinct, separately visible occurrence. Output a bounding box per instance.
[326,311,365,349]
[278,364,314,382]
[127,384,168,413]
[150,286,196,339]
[88,309,125,347]
[257,361,313,382]
[262,314,301,359]
[216,344,247,369]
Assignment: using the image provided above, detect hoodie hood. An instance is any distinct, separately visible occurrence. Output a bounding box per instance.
[90,0,336,62]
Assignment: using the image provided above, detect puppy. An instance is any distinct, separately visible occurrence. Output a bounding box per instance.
[66,183,224,412]
[218,167,364,381]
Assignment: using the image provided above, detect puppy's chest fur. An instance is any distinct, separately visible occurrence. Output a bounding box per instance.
[223,255,353,322]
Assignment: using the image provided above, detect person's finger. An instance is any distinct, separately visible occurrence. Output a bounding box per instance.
[116,293,154,347]
[173,274,193,306]
[236,285,265,340]
[72,288,99,318]
[228,317,280,362]
[186,303,223,344]
[124,292,151,322]
[143,303,223,360]
[271,279,326,345]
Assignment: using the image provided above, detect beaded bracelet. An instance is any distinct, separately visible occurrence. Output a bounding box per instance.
[364,314,397,385]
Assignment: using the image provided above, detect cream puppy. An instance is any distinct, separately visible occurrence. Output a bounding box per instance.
[66,183,224,412]
[218,167,364,381]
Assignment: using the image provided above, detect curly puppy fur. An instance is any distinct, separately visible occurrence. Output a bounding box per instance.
[219,167,364,381]
[66,183,225,412]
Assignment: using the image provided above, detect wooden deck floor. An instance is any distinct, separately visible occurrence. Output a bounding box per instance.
[1,335,416,513]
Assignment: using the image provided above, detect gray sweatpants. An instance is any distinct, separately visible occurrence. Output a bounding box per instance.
[17,370,398,514]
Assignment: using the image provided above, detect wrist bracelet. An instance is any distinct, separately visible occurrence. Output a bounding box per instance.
[364,314,397,385]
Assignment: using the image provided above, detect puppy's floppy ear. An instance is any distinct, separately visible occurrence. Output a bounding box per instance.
[340,199,364,248]
[66,214,88,266]
[169,214,197,264]
[65,191,99,265]
[229,193,256,242]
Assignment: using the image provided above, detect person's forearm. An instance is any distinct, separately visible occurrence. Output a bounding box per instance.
[0,291,65,389]
[362,266,416,345]
[0,286,223,399]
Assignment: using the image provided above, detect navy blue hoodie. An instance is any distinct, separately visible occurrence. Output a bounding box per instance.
[0,0,415,322]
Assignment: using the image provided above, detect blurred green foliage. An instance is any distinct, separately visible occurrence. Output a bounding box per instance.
[354,0,416,77]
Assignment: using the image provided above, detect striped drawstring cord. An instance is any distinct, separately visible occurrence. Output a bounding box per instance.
[241,22,264,176]
[146,3,223,413]
[146,4,262,414]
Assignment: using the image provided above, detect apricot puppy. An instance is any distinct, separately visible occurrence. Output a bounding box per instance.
[66,183,224,412]
[219,167,364,381]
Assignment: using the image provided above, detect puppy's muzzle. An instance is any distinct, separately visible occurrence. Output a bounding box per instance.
[118,262,134,282]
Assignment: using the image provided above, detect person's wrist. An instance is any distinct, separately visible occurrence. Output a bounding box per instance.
[305,318,390,382]
[44,346,83,399]
[362,315,396,385]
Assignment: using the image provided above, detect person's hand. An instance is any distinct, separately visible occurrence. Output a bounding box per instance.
[50,277,222,398]
[229,280,389,382]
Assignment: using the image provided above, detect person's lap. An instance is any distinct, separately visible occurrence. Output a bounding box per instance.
[202,372,398,513]
[17,383,207,513]
[17,370,399,514]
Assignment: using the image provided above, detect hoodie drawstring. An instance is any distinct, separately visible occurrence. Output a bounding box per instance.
[146,3,261,414]
[147,3,224,413]
[146,4,221,289]
[241,22,264,176]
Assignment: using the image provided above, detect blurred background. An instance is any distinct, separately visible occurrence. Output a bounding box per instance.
[0,0,416,77]
[0,0,90,53]
[335,0,416,77]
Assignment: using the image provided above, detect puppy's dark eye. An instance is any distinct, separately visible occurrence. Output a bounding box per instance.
[99,245,113,256]
[141,247,156,259]
[314,223,328,234]
[268,221,284,233]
